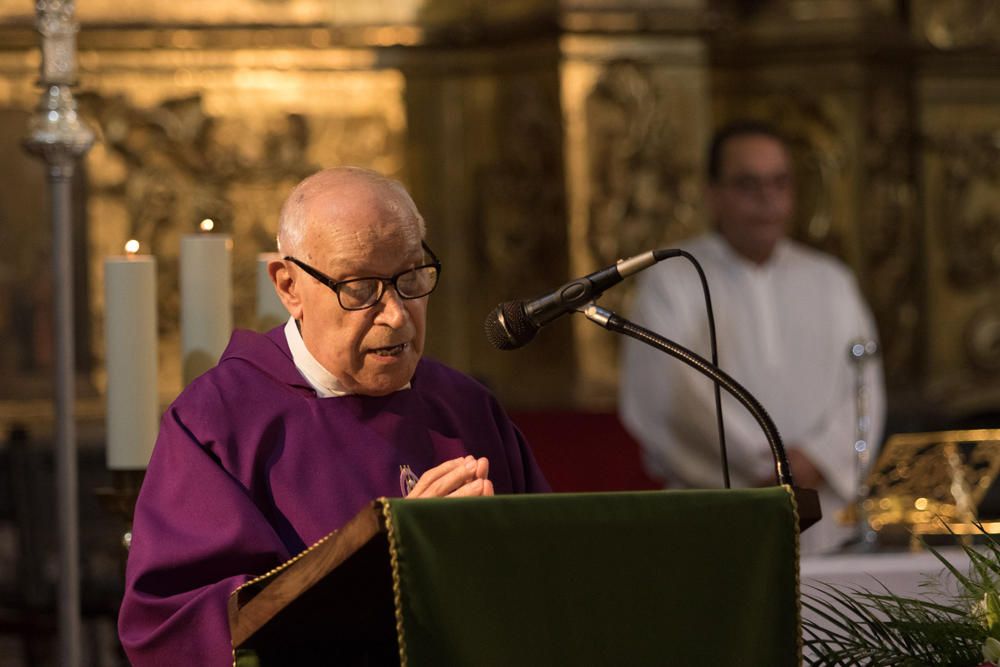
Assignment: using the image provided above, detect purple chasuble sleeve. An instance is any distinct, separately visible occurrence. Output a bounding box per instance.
[118,406,292,667]
[119,328,549,666]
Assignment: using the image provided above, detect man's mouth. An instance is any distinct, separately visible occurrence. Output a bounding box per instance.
[368,342,408,357]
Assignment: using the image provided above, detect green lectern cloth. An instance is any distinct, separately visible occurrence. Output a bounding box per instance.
[386,487,801,666]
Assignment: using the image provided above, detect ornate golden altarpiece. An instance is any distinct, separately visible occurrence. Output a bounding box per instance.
[0,0,999,427]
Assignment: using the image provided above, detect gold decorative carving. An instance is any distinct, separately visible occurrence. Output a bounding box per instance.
[82,91,318,329]
[928,129,1000,291]
[860,82,920,385]
[565,54,706,406]
[478,77,567,288]
[5,0,1000,421]
[473,70,573,404]
[74,65,405,395]
[584,59,699,311]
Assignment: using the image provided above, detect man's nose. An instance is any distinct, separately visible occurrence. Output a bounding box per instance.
[374,286,408,327]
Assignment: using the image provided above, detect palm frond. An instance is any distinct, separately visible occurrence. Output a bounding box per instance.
[803,581,985,666]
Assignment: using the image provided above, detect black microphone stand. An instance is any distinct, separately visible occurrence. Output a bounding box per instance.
[582,303,795,487]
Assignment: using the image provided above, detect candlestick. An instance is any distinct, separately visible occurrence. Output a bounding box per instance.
[180,221,233,385]
[104,241,158,470]
[256,252,287,331]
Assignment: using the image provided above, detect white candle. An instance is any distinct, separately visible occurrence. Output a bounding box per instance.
[180,219,233,385]
[256,252,287,331]
[104,241,159,470]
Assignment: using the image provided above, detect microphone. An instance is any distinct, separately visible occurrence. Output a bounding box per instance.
[484,248,680,350]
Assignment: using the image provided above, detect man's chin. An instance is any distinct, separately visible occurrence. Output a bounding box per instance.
[355,363,417,396]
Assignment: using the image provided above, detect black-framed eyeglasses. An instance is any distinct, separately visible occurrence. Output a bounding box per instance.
[284,241,441,311]
[720,172,793,196]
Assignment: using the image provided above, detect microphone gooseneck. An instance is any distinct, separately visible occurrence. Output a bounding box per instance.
[584,304,793,487]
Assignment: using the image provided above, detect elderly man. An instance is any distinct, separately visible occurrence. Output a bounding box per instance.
[119,167,549,665]
[619,121,885,554]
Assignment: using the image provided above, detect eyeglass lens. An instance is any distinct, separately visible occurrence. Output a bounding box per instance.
[339,266,439,309]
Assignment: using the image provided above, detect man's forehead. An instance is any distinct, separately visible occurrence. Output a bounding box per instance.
[301,179,421,255]
[312,222,423,273]
[720,135,790,174]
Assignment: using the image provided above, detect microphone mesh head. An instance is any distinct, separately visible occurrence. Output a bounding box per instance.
[484,301,537,350]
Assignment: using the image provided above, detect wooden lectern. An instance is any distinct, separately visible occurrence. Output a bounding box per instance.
[228,502,397,664]
[230,487,818,666]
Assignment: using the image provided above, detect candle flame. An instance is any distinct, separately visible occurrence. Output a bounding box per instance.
[199,218,215,232]
[124,239,140,255]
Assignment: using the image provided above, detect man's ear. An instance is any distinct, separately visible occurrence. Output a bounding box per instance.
[270,259,304,320]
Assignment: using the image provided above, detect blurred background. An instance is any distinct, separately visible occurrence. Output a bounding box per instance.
[1,0,999,663]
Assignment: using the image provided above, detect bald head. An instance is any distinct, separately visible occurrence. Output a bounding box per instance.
[277,167,425,260]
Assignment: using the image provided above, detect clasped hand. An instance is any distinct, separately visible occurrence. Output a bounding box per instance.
[407,455,494,498]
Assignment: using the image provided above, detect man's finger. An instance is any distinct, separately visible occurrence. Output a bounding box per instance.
[474,456,490,480]
[447,478,487,498]
[408,457,465,497]
[415,456,469,487]
[410,456,477,498]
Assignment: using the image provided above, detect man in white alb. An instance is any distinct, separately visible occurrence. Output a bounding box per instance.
[619,121,886,554]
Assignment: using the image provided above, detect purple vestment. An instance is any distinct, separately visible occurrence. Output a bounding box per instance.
[119,327,549,666]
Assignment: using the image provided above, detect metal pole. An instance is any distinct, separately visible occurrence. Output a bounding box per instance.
[43,125,86,667]
[23,3,93,666]
[849,338,879,550]
[53,167,82,667]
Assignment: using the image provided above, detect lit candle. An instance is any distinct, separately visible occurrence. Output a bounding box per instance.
[180,219,233,385]
[104,240,159,470]
[256,252,287,331]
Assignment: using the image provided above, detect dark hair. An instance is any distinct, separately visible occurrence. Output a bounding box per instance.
[707,120,787,183]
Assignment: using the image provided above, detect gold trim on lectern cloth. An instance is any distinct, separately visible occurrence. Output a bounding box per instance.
[784,484,804,667]
[381,498,409,667]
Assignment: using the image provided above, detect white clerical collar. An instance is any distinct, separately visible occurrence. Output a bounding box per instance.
[284,317,352,398]
[283,316,411,398]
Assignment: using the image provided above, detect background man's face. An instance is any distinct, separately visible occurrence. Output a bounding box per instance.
[709,134,794,264]
[296,188,428,396]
